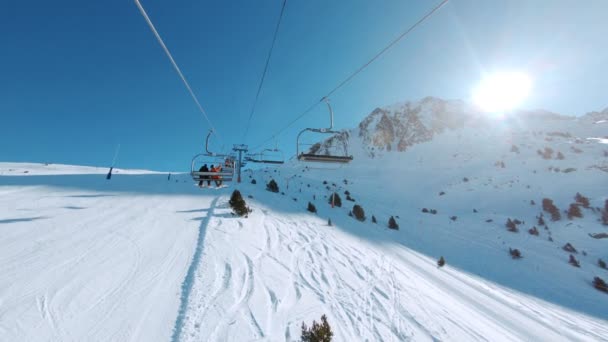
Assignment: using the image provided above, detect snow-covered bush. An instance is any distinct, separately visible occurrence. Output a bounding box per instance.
[567,204,583,219]
[542,198,561,221]
[603,200,608,225]
[539,147,554,159]
[537,214,546,226]
[568,255,580,267]
[506,218,518,233]
[509,248,522,259]
[575,193,590,208]
[563,243,577,253]
[301,314,333,342]
[352,205,365,222]
[266,179,279,193]
[528,226,539,236]
[593,277,608,293]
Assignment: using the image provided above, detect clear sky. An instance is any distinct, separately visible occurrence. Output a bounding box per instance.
[1,0,607,171]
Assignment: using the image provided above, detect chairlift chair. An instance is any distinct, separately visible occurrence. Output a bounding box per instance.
[190,130,236,184]
[296,98,354,163]
[245,148,285,164]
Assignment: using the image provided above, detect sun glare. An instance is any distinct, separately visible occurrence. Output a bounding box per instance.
[472,71,532,113]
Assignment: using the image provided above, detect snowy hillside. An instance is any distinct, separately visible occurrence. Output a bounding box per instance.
[2,99,608,341]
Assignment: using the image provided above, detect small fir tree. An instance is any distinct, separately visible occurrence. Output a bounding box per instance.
[229,190,251,217]
[598,259,606,269]
[509,248,522,259]
[352,205,365,221]
[307,202,317,213]
[437,256,445,267]
[593,277,608,293]
[506,218,518,232]
[388,216,399,230]
[569,254,580,267]
[563,243,577,253]
[328,193,342,207]
[266,179,279,193]
[537,214,546,226]
[371,215,377,224]
[301,315,333,342]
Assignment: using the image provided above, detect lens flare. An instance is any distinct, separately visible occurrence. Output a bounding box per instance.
[472,71,532,113]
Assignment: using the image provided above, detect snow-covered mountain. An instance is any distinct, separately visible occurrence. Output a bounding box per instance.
[312,96,605,159]
[1,97,608,341]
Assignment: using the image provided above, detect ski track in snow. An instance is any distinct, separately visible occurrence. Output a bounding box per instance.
[176,193,608,341]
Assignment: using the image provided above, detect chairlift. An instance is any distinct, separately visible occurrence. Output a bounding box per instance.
[245,148,285,164]
[296,98,354,163]
[190,130,236,184]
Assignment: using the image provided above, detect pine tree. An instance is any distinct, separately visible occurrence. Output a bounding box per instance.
[307,202,317,213]
[388,216,399,229]
[593,277,608,292]
[509,248,522,259]
[266,179,279,193]
[371,215,377,224]
[328,193,342,207]
[229,190,251,217]
[569,254,580,267]
[437,256,445,267]
[352,205,365,221]
[301,315,333,342]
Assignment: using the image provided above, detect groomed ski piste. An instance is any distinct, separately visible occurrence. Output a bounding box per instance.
[2,106,608,341]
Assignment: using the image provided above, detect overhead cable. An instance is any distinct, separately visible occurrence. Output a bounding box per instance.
[243,0,288,141]
[250,0,449,152]
[134,0,221,140]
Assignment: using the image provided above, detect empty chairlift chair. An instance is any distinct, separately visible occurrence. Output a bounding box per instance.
[245,148,285,165]
[296,98,354,163]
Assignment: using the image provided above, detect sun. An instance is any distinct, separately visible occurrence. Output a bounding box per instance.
[472,71,532,113]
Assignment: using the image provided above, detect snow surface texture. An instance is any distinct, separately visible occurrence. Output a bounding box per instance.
[2,99,608,341]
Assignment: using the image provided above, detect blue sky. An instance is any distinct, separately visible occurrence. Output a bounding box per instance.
[1,0,607,171]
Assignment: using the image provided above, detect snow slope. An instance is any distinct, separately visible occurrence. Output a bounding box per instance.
[1,99,608,341]
[1,159,607,341]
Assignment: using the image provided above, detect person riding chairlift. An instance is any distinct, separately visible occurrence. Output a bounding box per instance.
[211,164,223,187]
[198,164,210,187]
